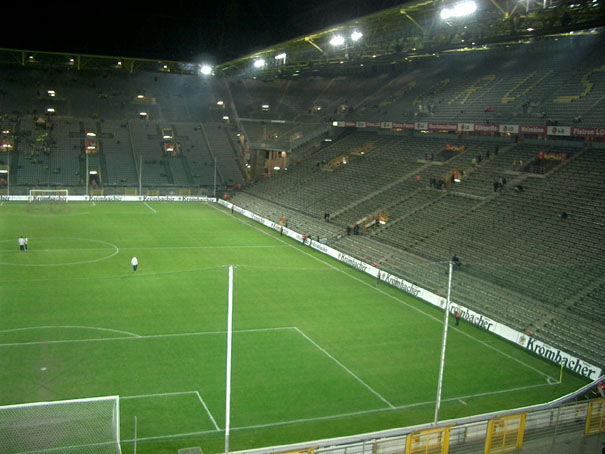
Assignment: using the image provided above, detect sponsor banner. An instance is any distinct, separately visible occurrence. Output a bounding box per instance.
[449,303,496,332]
[547,126,571,137]
[519,125,546,135]
[391,122,415,130]
[366,121,381,129]
[428,123,457,131]
[333,121,344,127]
[516,334,601,380]
[474,124,499,133]
[499,124,519,134]
[225,199,602,380]
[344,121,356,128]
[356,121,366,128]
[414,122,428,131]
[571,127,605,137]
[0,195,213,202]
[458,123,474,132]
[380,122,392,129]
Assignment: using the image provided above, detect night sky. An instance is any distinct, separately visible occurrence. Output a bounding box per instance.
[2,0,404,64]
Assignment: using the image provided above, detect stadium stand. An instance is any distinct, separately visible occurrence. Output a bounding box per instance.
[1,31,604,370]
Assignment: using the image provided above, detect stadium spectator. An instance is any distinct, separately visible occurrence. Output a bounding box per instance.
[561,211,568,220]
[131,256,138,273]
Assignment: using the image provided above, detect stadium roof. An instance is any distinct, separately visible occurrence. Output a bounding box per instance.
[216,0,605,78]
[0,1,602,78]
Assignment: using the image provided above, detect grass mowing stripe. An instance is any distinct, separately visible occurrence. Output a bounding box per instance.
[213,204,558,384]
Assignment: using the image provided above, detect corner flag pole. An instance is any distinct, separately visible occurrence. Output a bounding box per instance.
[225,265,234,454]
[434,260,454,424]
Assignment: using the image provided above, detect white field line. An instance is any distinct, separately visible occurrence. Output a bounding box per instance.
[0,325,141,338]
[120,381,557,443]
[293,327,395,409]
[195,391,221,430]
[143,202,157,213]
[211,204,558,383]
[0,326,296,348]
[122,390,220,431]
[122,391,196,400]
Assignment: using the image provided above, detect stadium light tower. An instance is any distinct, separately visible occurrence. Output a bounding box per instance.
[253,58,266,68]
[440,1,477,20]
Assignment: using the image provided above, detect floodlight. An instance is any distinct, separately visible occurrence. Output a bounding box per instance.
[275,52,287,59]
[330,35,345,46]
[200,64,212,75]
[351,30,363,41]
[217,100,224,106]
[253,58,265,68]
[0,169,8,174]
[440,1,477,20]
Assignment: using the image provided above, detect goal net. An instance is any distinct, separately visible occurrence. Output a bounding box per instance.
[0,396,121,454]
[28,188,69,203]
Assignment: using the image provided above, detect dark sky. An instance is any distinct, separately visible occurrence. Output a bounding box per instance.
[2,0,403,64]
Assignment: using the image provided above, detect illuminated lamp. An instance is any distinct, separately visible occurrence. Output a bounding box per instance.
[440,1,477,20]
[330,35,345,46]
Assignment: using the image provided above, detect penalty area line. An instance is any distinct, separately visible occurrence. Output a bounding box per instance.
[143,202,157,213]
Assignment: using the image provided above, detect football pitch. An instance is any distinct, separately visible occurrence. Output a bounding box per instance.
[0,201,589,454]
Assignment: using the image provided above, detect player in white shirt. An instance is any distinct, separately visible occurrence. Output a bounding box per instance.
[131,256,138,273]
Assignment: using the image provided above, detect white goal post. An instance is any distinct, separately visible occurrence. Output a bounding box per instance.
[28,188,69,203]
[0,395,121,454]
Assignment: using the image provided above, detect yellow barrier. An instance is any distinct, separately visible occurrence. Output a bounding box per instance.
[484,413,526,454]
[406,426,450,454]
[585,398,605,436]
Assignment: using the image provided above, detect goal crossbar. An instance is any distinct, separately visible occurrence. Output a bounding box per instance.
[28,189,69,202]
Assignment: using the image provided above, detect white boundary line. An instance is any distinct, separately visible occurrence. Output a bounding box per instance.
[122,390,221,431]
[119,381,558,444]
[143,202,157,213]
[195,391,220,430]
[0,326,295,348]
[293,327,395,409]
[0,237,120,267]
[0,325,141,338]
[211,204,558,383]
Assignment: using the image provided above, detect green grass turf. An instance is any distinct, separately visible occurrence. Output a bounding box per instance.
[0,201,589,454]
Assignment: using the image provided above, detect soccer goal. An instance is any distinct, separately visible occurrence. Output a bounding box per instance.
[0,395,121,454]
[28,188,69,203]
